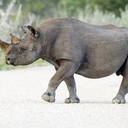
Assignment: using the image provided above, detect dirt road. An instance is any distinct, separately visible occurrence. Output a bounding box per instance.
[0,65,128,128]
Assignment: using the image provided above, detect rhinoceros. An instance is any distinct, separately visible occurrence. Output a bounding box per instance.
[0,18,128,104]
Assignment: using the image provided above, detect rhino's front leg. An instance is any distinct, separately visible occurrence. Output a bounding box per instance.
[112,60,128,104]
[54,67,80,103]
[41,60,79,103]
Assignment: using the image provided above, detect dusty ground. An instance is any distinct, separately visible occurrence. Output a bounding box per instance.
[0,65,128,128]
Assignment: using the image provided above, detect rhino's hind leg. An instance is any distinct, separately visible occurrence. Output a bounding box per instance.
[64,76,80,103]
[112,95,126,104]
[112,59,128,104]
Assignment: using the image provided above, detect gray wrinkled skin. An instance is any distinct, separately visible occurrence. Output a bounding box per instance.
[1,18,128,104]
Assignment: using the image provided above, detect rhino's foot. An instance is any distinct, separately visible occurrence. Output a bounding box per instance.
[41,92,55,103]
[65,97,80,103]
[112,95,126,104]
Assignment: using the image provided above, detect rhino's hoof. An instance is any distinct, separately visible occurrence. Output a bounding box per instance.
[112,95,126,104]
[41,93,55,103]
[65,97,80,103]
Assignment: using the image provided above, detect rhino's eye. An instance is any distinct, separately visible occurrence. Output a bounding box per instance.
[20,47,26,53]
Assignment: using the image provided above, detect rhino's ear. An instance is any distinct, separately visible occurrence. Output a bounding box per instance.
[21,26,29,33]
[0,40,10,52]
[10,34,21,44]
[27,26,39,37]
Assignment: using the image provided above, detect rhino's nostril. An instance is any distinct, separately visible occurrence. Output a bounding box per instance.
[7,58,10,61]
[6,58,11,65]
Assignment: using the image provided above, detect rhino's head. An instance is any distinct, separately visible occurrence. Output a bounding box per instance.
[0,26,42,66]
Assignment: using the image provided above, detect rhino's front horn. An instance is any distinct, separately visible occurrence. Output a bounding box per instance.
[10,34,21,44]
[0,40,10,52]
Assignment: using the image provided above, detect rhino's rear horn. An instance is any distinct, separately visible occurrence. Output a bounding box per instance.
[10,34,21,44]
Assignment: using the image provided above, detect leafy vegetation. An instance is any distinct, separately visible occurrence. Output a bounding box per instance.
[89,0,128,17]
[2,0,128,17]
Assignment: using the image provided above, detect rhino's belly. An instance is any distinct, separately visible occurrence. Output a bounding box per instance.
[76,67,115,78]
[76,57,126,78]
[76,40,128,78]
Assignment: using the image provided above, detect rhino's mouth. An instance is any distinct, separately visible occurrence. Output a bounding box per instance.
[6,59,16,66]
[11,62,16,66]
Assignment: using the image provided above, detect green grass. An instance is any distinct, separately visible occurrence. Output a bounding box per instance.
[0,58,46,70]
